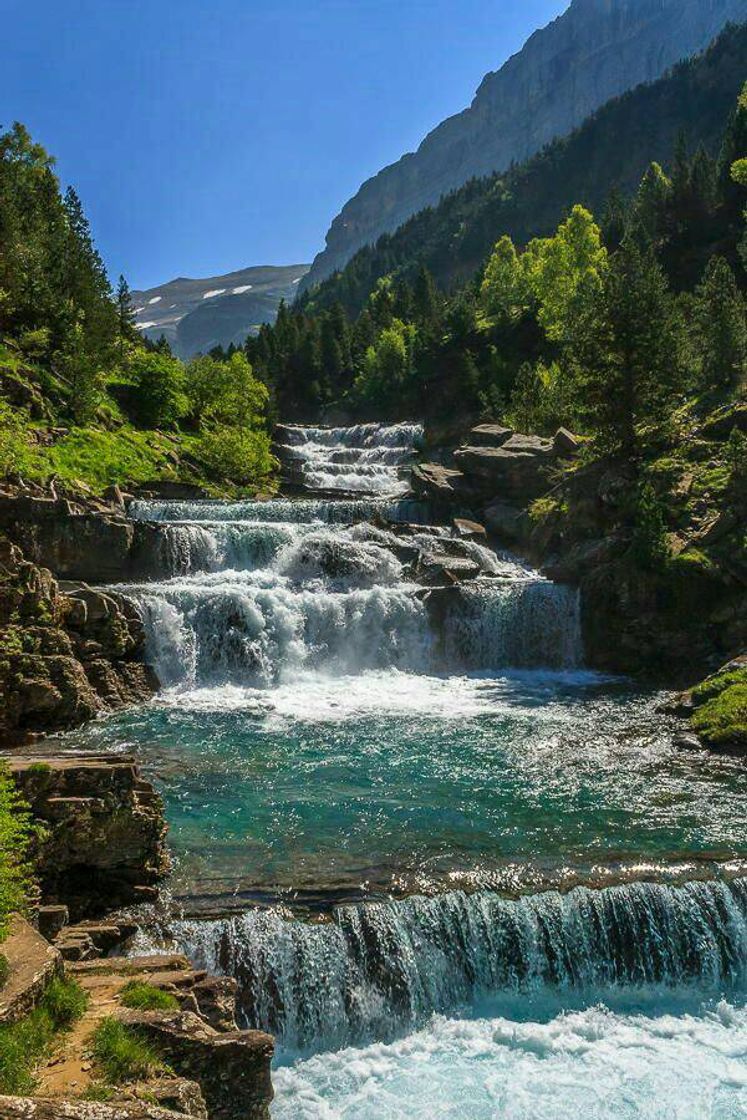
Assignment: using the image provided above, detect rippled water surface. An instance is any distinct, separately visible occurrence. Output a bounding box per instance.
[58,423,747,1118]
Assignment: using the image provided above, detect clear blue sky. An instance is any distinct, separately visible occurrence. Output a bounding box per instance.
[2,0,567,289]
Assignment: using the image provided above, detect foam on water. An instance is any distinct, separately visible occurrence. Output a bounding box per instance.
[277,422,423,495]
[271,999,747,1119]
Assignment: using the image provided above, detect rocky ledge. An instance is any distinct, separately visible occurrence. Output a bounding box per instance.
[8,755,169,918]
[0,537,157,738]
[415,411,747,682]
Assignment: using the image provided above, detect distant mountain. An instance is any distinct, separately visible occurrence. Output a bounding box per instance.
[133,264,309,358]
[303,19,747,317]
[302,0,747,292]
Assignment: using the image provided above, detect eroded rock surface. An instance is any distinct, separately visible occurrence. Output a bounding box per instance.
[0,538,157,736]
[8,756,169,918]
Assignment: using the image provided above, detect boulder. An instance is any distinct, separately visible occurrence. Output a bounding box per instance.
[416,555,482,585]
[467,423,514,448]
[122,1010,274,1120]
[453,437,553,501]
[0,916,63,1024]
[37,904,69,941]
[553,427,581,457]
[452,518,487,539]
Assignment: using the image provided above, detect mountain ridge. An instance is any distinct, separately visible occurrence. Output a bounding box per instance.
[133,263,309,358]
[302,0,747,292]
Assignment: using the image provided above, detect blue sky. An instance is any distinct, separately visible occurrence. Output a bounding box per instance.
[2,0,567,289]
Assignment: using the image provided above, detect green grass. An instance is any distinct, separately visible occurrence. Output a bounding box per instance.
[691,667,747,747]
[81,1081,115,1102]
[0,977,88,1094]
[42,976,89,1027]
[90,1018,165,1085]
[119,981,179,1012]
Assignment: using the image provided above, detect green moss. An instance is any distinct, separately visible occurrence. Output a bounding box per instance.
[119,981,179,1012]
[90,1018,165,1085]
[691,667,747,747]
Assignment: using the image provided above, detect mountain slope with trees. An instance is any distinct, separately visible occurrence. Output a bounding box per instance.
[303,0,747,289]
[300,21,747,321]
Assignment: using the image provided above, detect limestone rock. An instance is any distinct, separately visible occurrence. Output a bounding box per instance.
[452,518,487,539]
[0,1098,186,1118]
[467,424,514,448]
[136,1079,207,1118]
[411,463,463,501]
[9,755,169,919]
[304,0,747,287]
[0,916,62,1024]
[0,539,157,735]
[122,1010,274,1120]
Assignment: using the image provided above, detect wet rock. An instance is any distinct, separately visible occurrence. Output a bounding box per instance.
[411,463,463,501]
[452,518,487,539]
[416,555,482,585]
[190,976,239,1033]
[122,1010,274,1120]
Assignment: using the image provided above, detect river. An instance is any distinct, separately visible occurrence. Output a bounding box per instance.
[68,422,747,1118]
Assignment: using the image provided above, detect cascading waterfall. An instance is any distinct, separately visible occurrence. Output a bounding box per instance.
[275,421,423,495]
[121,424,584,688]
[168,877,747,1054]
[107,421,744,1115]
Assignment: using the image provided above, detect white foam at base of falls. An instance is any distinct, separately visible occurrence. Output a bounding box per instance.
[271,999,747,1119]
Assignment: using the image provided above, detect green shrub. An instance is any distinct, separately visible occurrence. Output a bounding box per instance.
[26,762,51,775]
[0,764,35,942]
[119,981,179,1012]
[197,426,275,488]
[91,1018,164,1084]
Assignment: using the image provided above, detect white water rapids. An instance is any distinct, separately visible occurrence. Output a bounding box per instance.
[114,422,747,1119]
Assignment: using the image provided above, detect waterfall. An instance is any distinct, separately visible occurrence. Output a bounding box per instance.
[120,422,584,686]
[168,878,747,1053]
[274,421,424,496]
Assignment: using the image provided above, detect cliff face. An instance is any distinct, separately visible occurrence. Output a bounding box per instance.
[304,0,747,290]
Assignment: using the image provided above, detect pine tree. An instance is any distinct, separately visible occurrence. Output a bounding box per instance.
[115,274,136,358]
[693,256,747,390]
[571,241,684,459]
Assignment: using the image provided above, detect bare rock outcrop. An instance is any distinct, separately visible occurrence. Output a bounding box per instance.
[121,1010,274,1120]
[0,537,157,736]
[9,755,169,918]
